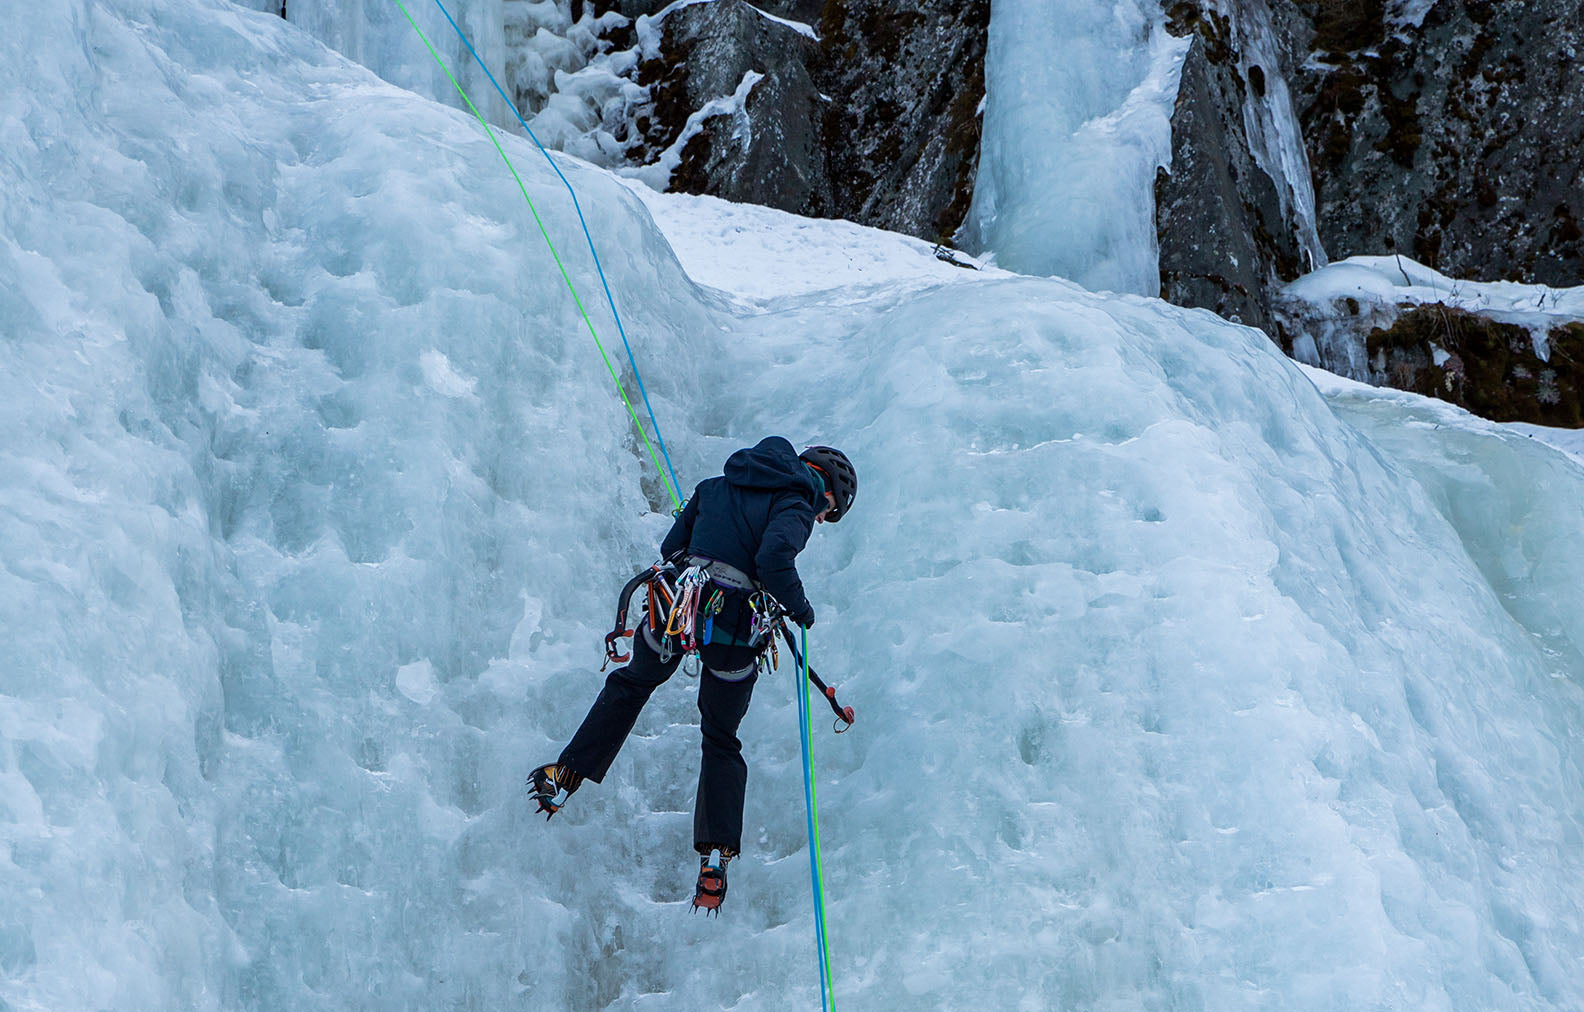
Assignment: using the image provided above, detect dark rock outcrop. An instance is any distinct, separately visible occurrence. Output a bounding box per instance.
[561,0,1583,427]
[811,0,988,241]
[1365,308,1584,425]
[629,1,831,211]
[1290,0,1584,286]
[1156,1,1312,334]
[609,0,986,242]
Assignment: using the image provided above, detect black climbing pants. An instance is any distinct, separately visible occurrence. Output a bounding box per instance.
[558,629,759,854]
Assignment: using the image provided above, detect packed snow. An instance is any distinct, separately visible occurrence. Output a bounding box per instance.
[4,2,1584,1010]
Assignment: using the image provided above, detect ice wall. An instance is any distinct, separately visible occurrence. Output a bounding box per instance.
[963,0,1189,294]
[235,0,645,171]
[4,1,1584,1009]
[1,1,706,1006]
[232,0,515,129]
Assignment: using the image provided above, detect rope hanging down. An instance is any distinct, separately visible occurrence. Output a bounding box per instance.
[427,0,683,506]
[392,0,683,510]
[397,12,838,1001]
[793,627,837,1010]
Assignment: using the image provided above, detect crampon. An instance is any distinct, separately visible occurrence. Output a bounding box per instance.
[692,847,732,915]
[527,763,583,820]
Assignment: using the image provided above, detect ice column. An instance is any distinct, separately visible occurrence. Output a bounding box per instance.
[963,0,1189,295]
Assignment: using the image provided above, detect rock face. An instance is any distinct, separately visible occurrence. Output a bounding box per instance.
[610,0,987,243]
[629,1,829,210]
[1368,310,1584,426]
[1155,0,1318,334]
[517,0,1583,425]
[811,0,988,241]
[1156,0,1584,335]
[1290,0,1584,287]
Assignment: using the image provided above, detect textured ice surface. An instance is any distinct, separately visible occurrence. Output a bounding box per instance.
[963,0,1189,294]
[3,1,1584,1009]
[234,0,518,130]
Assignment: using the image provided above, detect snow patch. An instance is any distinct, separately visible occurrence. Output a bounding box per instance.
[626,69,763,191]
[744,2,820,40]
[620,180,1013,302]
[1278,254,1584,378]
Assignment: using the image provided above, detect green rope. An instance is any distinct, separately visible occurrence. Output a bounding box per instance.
[800,627,836,1009]
[391,0,681,511]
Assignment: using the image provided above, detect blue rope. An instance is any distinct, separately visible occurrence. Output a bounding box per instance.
[798,627,835,1010]
[429,0,684,505]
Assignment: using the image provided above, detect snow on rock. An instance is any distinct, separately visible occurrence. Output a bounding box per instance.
[626,68,762,191]
[1277,255,1584,400]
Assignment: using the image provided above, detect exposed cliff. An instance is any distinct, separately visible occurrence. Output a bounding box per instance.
[590,0,985,243]
[1155,0,1321,333]
[1291,0,1584,287]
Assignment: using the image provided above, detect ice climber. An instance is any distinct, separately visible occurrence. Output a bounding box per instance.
[529,437,857,914]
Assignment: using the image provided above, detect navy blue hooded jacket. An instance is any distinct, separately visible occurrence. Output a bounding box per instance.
[660,436,822,623]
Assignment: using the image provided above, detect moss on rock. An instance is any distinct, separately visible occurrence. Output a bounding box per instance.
[1366,306,1584,426]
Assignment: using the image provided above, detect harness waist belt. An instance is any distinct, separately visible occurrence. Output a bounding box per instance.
[686,555,756,592]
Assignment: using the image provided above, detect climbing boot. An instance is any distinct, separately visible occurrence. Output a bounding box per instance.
[527,763,583,820]
[692,846,734,915]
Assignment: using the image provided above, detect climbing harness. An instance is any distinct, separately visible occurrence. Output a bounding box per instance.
[602,559,675,668]
[602,563,854,731]
[604,556,774,672]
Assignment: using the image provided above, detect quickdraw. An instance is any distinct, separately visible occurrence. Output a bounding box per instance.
[701,588,725,646]
[665,565,714,651]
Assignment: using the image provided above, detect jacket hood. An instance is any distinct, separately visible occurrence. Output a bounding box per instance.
[723,436,821,502]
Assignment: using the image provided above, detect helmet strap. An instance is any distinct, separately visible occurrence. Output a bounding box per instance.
[806,463,828,498]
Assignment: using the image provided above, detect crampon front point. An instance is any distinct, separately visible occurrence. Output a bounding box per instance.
[527,763,582,820]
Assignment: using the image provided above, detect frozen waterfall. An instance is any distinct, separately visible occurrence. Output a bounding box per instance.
[3,1,1583,1009]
